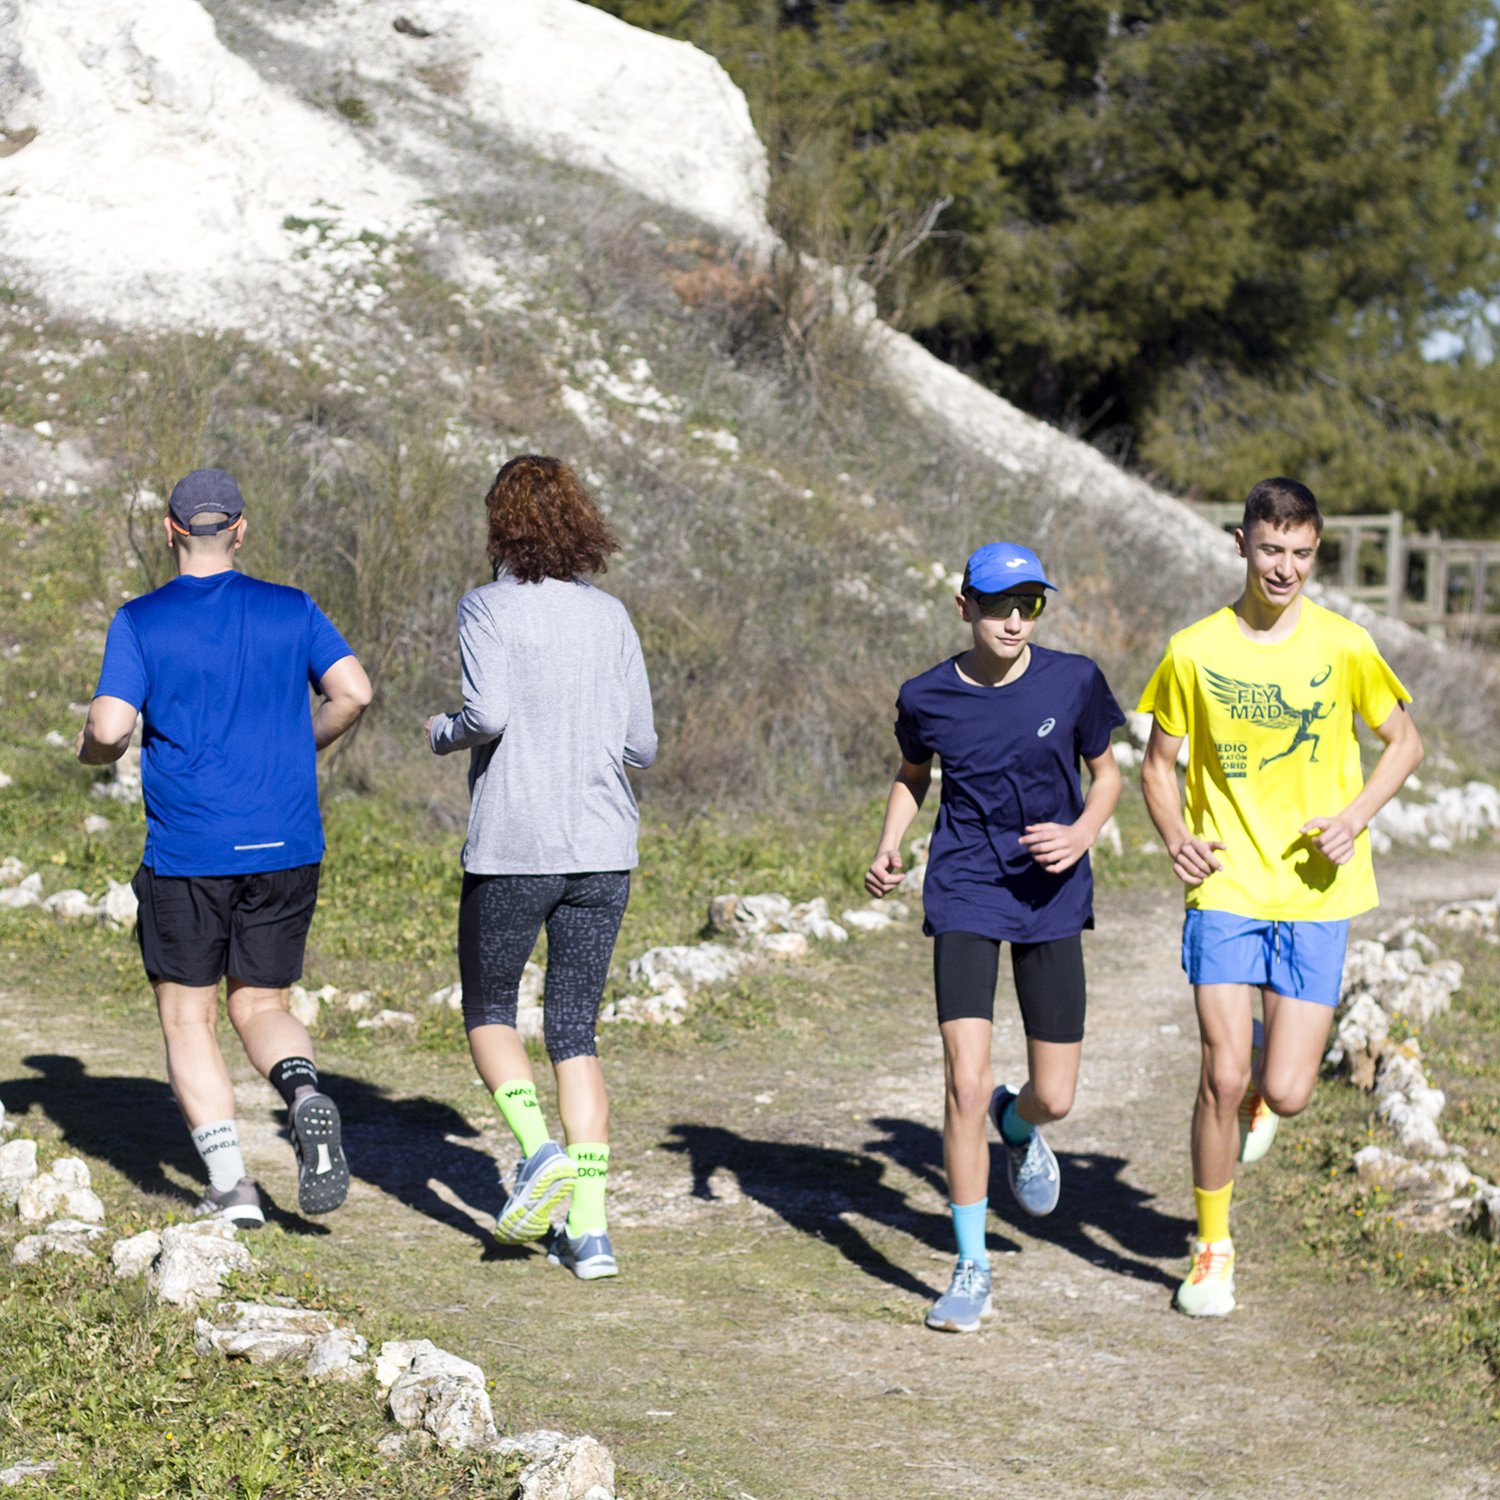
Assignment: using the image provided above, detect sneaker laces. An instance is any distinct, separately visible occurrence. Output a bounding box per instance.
[1190,1242,1232,1284]
[950,1259,988,1299]
[1238,1087,1266,1125]
[1014,1134,1047,1186]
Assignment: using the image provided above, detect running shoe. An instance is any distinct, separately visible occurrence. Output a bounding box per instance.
[1176,1237,1236,1317]
[494,1141,577,1244]
[546,1226,619,1280]
[989,1085,1061,1217]
[289,1090,350,1215]
[1239,1020,1279,1163]
[192,1176,265,1230]
[925,1258,993,1333]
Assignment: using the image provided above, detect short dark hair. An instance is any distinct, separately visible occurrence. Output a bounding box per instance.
[1242,477,1322,536]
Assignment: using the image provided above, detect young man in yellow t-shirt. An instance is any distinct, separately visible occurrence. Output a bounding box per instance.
[1139,478,1423,1317]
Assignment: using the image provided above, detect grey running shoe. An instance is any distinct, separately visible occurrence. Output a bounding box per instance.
[495,1142,577,1244]
[546,1226,619,1280]
[989,1084,1060,1217]
[926,1257,992,1333]
[192,1176,265,1230]
[289,1091,349,1215]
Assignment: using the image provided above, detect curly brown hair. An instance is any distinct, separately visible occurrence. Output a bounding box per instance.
[484,455,619,584]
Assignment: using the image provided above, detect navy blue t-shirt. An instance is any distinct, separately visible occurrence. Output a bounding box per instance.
[95,571,352,877]
[894,647,1125,943]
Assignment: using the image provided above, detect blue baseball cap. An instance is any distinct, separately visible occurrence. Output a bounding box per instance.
[964,542,1056,593]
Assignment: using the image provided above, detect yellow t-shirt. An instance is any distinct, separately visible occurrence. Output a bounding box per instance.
[1137,598,1410,920]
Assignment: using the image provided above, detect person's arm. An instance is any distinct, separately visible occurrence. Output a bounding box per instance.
[864,757,933,897]
[622,629,657,770]
[76,696,138,765]
[1018,745,1124,873]
[1301,702,1423,864]
[428,598,508,756]
[312,655,373,751]
[1141,719,1226,886]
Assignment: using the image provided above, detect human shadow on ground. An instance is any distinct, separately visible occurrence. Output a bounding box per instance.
[663,1123,1021,1299]
[318,1071,525,1262]
[0,1054,327,1235]
[866,1116,1191,1290]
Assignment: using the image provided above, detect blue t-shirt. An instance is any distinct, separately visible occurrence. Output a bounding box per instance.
[894,646,1125,943]
[95,571,352,877]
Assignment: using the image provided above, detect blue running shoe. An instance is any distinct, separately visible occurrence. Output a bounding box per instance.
[989,1084,1060,1217]
[495,1142,577,1244]
[926,1258,992,1333]
[546,1226,619,1280]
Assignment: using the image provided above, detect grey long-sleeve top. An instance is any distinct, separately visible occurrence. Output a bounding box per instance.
[428,574,657,874]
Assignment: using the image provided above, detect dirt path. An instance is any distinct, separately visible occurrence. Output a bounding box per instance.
[3,862,1498,1498]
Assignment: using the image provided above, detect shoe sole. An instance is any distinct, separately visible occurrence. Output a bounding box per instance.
[495,1158,577,1244]
[926,1294,994,1333]
[548,1248,619,1280]
[291,1094,349,1216]
[1176,1289,1236,1317]
[1239,1107,1279,1164]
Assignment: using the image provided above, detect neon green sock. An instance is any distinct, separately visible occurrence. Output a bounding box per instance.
[566,1143,609,1235]
[493,1081,550,1157]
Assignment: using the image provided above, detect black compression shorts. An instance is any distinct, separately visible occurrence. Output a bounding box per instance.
[932,929,1087,1043]
[133,862,320,989]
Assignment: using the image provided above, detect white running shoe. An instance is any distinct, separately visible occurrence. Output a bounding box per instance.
[1176,1237,1236,1317]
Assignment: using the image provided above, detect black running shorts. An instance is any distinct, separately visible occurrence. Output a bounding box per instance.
[933,929,1087,1043]
[132,862,321,989]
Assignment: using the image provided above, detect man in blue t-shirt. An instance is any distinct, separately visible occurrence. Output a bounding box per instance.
[79,468,373,1227]
[865,542,1124,1333]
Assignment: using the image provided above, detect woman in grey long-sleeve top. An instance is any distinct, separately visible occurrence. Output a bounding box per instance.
[426,455,655,1281]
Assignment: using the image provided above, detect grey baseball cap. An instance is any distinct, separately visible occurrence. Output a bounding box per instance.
[168,468,244,535]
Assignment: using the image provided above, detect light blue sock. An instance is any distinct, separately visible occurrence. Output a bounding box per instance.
[950,1198,988,1263]
[1000,1097,1035,1146]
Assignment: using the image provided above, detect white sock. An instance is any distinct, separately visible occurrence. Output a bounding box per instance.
[190,1119,247,1194]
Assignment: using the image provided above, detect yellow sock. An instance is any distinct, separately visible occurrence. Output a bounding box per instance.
[493,1080,550,1157]
[566,1143,609,1235]
[1194,1182,1233,1244]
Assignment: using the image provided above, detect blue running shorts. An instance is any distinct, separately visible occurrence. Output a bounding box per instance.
[1181,910,1350,1008]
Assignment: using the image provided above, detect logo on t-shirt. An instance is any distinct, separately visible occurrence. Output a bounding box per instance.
[1203,666,1335,772]
[1037,717,1056,737]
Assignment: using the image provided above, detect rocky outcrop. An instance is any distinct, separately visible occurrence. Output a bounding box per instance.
[147,1220,254,1308]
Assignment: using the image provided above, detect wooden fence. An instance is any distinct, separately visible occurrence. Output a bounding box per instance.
[1193,503,1500,640]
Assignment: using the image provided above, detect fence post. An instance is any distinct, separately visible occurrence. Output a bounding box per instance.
[1386,511,1402,618]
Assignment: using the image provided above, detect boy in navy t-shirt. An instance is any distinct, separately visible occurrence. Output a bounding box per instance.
[865,542,1124,1333]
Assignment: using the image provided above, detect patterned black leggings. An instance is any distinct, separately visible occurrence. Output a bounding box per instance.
[457,871,630,1065]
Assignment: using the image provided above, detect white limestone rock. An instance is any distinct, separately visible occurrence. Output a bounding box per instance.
[17,1156,104,1224]
[0,1461,56,1487]
[148,1219,254,1307]
[752,931,807,961]
[99,878,138,930]
[786,897,847,943]
[1354,1146,1472,1200]
[387,1345,497,1451]
[841,900,909,933]
[195,1301,342,1363]
[0,858,26,886]
[356,1008,417,1030]
[12,1217,106,1263]
[376,1338,439,1392]
[0,873,43,909]
[306,1328,369,1383]
[0,1138,38,1207]
[287,985,321,1028]
[43,888,97,920]
[110,1229,162,1280]
[498,1431,616,1500]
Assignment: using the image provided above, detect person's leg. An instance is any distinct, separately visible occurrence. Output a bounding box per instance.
[458,872,560,1155]
[137,865,259,1222]
[927,930,998,1332]
[1020,1038,1084,1123]
[940,1017,995,1209]
[541,871,630,1267]
[1191,983,1256,1193]
[458,872,579,1243]
[226,865,345,1215]
[1259,988,1337,1117]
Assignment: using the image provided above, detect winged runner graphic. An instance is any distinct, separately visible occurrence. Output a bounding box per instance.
[1201,666,1336,771]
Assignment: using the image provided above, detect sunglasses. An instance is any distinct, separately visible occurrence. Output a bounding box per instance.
[968,589,1046,621]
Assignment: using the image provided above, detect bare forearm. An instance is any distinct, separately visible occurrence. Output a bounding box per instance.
[313,696,366,751]
[1075,762,1122,839]
[77,730,129,766]
[1141,760,1188,845]
[876,776,928,854]
[1341,718,1423,831]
